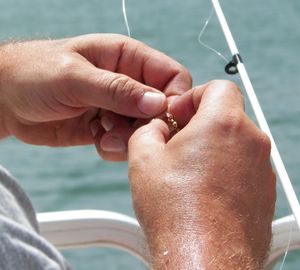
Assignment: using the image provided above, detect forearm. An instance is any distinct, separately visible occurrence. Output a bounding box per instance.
[144,197,271,270]
[0,106,9,140]
[0,43,11,140]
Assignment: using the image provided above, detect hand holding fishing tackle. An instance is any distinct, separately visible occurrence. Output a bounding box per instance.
[128,80,276,270]
[0,34,191,151]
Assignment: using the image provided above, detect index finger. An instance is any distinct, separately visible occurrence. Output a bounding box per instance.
[195,80,245,120]
[71,34,192,96]
[170,80,244,127]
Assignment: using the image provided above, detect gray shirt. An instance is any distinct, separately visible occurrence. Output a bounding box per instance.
[0,166,71,270]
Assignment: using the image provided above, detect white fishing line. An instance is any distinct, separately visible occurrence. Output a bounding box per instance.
[278,224,292,270]
[198,7,228,63]
[276,183,293,270]
[122,0,131,37]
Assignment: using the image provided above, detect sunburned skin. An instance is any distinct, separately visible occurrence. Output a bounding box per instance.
[128,81,275,270]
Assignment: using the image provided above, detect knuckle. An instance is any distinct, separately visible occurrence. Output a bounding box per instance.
[187,70,193,83]
[109,34,132,49]
[215,112,245,134]
[56,55,79,82]
[168,64,193,89]
[181,66,193,84]
[256,131,272,156]
[105,74,139,104]
[110,33,130,41]
[223,79,240,91]
[209,79,244,101]
[209,79,239,91]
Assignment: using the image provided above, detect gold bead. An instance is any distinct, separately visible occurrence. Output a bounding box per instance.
[165,112,180,134]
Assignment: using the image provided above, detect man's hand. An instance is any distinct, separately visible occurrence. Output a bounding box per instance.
[0,34,191,154]
[128,80,276,270]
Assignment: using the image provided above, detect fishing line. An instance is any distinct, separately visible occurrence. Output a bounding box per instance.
[122,0,131,37]
[198,7,228,63]
[279,225,292,270]
[276,181,293,270]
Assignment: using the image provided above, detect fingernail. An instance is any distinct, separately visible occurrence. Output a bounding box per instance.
[101,116,114,131]
[101,135,126,153]
[138,92,166,116]
[90,119,101,137]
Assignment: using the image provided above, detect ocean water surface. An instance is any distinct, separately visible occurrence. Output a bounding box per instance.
[0,0,300,269]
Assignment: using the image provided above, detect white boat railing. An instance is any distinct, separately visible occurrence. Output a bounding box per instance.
[37,210,150,266]
[37,210,300,269]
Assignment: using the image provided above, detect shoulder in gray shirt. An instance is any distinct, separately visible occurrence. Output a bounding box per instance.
[0,166,71,270]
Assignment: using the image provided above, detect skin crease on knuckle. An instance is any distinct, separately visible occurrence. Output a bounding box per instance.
[104,74,138,106]
[213,111,245,135]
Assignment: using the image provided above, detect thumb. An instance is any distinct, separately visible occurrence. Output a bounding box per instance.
[128,119,169,166]
[71,66,167,118]
[169,80,243,128]
[168,84,207,127]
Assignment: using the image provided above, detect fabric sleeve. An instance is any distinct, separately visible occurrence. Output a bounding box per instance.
[0,165,72,270]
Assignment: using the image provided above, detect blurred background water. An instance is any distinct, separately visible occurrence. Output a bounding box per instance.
[0,0,299,269]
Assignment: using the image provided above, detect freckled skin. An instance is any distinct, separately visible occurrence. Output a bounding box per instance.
[129,81,276,270]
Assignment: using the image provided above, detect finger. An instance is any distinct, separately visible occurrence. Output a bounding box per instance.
[141,53,192,96]
[195,80,245,119]
[96,127,136,162]
[168,83,208,127]
[71,34,192,95]
[96,117,169,162]
[128,119,169,164]
[66,66,167,118]
[169,80,244,127]
[91,117,129,161]
[101,111,132,131]
[12,111,98,147]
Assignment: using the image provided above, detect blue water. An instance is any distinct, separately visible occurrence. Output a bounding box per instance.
[0,0,300,269]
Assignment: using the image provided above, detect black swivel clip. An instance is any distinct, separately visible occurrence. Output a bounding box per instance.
[225,54,243,75]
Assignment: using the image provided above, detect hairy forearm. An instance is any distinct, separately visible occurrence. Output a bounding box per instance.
[129,80,275,270]
[144,197,271,270]
[0,43,10,140]
[0,107,8,140]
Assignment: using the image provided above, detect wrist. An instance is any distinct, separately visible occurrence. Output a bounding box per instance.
[142,195,271,270]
